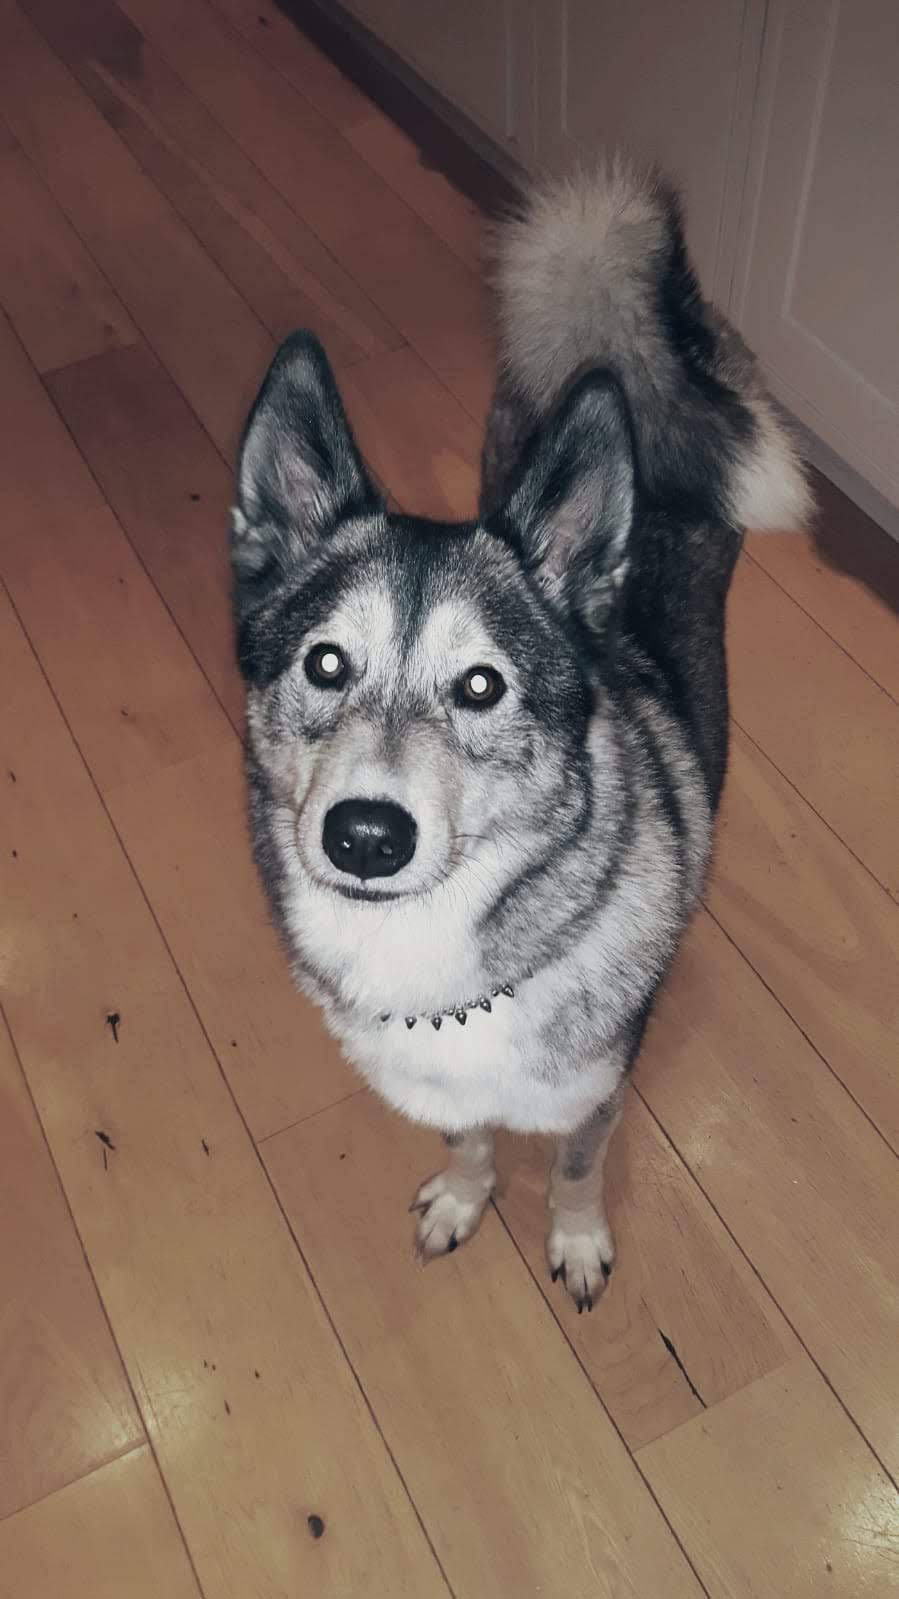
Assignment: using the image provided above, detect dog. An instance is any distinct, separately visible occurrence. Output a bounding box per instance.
[231,161,809,1312]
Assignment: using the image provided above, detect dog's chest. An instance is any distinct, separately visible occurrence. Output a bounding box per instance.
[326,968,622,1136]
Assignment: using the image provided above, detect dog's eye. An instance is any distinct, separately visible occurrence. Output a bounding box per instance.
[305,643,348,689]
[457,666,506,709]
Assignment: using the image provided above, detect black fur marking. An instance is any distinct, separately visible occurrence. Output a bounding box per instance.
[620,509,741,808]
[620,684,689,876]
[479,752,593,934]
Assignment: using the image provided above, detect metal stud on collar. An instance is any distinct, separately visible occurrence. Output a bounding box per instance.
[385,982,519,1031]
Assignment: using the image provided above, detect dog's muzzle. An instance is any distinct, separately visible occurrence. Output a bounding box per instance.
[322,798,417,880]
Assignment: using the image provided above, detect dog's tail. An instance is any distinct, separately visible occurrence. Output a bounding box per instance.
[490,159,810,531]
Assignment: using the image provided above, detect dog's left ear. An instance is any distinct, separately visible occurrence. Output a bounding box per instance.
[494,371,635,636]
[232,331,378,584]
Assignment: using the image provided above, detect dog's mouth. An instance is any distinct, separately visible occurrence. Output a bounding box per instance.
[330,880,406,904]
[298,849,439,906]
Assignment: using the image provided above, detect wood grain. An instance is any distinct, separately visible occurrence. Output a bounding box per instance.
[639,1359,899,1598]
[0,585,447,1598]
[209,0,377,131]
[343,110,485,272]
[0,313,226,795]
[0,2,273,457]
[8,330,358,1138]
[23,0,401,364]
[114,0,495,420]
[265,1089,705,1599]
[636,910,899,1479]
[727,554,899,895]
[710,727,899,1151]
[80,58,382,368]
[746,533,899,704]
[495,1095,795,1452]
[0,1023,142,1520]
[45,341,244,728]
[0,144,136,372]
[337,343,481,517]
[106,739,358,1138]
[0,1449,202,1599]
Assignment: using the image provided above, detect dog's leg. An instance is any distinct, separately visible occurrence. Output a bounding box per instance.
[411,1129,496,1262]
[547,1087,624,1313]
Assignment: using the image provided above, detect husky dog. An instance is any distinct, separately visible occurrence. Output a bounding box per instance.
[232,162,808,1312]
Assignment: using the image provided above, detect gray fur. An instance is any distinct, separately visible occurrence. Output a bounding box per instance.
[557,1085,624,1182]
[231,161,810,1305]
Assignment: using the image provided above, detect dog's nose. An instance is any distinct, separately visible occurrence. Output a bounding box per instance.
[322,799,417,880]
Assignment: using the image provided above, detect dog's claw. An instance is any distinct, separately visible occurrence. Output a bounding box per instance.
[412,1169,494,1262]
[547,1210,614,1311]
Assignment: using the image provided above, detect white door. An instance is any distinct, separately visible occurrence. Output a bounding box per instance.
[533,0,766,298]
[732,0,899,512]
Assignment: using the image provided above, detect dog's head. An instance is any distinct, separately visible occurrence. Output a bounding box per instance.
[232,334,635,910]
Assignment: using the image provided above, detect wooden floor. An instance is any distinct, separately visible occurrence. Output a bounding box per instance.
[1,1,897,1594]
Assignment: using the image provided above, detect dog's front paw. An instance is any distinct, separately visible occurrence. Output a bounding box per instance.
[546,1213,615,1313]
[410,1168,494,1262]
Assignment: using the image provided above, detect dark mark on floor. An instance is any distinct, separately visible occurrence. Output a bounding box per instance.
[190,492,201,501]
[202,1138,210,1156]
[254,1369,260,1379]
[106,1012,121,1042]
[121,706,129,718]
[658,1328,705,1406]
[96,1130,115,1171]
[8,770,16,782]
[11,848,17,858]
[224,1400,231,1416]
[307,1515,325,1540]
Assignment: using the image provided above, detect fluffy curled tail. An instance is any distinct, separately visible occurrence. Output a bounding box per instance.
[489,160,810,532]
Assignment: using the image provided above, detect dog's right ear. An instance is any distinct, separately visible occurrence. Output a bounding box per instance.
[232,332,379,586]
[488,371,635,640]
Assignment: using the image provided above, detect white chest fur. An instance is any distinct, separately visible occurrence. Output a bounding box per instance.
[332,969,625,1136]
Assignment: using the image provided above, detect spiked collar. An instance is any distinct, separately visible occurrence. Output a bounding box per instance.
[379,978,525,1032]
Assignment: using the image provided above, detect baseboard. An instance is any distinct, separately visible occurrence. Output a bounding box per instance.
[275,0,524,215]
[789,420,899,547]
